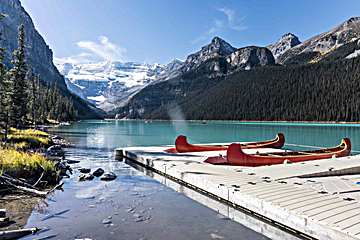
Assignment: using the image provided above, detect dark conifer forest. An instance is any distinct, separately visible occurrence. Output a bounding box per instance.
[118,56,360,122]
[0,24,81,133]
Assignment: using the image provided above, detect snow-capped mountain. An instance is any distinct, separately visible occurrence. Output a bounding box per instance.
[276,17,360,64]
[56,60,183,111]
[267,33,301,61]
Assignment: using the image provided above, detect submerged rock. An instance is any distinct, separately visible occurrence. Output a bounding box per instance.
[93,168,105,177]
[102,219,112,224]
[66,159,80,164]
[100,172,117,181]
[78,173,94,181]
[79,168,91,173]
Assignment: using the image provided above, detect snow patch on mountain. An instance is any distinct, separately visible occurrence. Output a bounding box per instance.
[56,60,183,111]
[346,49,360,59]
[267,33,301,61]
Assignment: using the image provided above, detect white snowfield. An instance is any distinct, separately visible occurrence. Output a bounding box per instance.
[55,60,183,110]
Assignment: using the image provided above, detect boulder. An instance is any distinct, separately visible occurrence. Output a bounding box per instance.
[46,145,65,157]
[93,168,104,177]
[100,172,117,181]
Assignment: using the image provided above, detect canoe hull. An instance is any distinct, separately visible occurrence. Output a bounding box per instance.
[205,138,351,167]
[165,133,285,153]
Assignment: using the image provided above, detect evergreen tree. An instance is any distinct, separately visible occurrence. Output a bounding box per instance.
[0,48,12,142]
[28,74,40,127]
[9,24,28,128]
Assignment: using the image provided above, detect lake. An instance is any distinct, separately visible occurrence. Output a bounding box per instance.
[23,120,360,239]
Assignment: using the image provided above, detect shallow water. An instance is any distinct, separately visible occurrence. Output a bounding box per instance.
[23,120,360,239]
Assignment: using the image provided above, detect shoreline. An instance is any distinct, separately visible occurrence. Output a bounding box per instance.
[0,128,69,234]
[104,118,360,125]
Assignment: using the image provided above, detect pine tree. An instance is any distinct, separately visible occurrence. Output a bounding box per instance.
[9,24,28,128]
[28,74,40,127]
[0,48,12,142]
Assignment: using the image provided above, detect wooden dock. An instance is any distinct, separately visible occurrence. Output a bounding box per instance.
[115,144,360,240]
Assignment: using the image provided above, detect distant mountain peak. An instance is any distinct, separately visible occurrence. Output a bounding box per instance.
[211,36,227,44]
[207,36,235,54]
[267,32,301,61]
[183,37,235,72]
[344,16,360,26]
[281,32,299,39]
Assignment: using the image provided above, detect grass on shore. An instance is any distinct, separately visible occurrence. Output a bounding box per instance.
[0,148,56,174]
[3,128,50,150]
[0,128,57,178]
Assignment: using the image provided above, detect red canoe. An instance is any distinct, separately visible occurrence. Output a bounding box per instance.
[204,138,351,167]
[165,133,285,153]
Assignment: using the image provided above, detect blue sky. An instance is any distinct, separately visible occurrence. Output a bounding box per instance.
[21,0,360,64]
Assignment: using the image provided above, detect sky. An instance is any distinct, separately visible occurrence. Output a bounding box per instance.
[21,0,360,65]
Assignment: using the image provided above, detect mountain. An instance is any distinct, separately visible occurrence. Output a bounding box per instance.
[182,37,236,72]
[277,17,360,65]
[267,33,301,61]
[227,46,275,71]
[111,18,360,121]
[56,60,183,111]
[110,37,275,118]
[0,0,103,119]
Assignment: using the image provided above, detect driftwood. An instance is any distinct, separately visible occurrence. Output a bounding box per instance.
[1,174,39,190]
[0,227,39,240]
[1,179,48,196]
[0,174,64,197]
[33,167,45,187]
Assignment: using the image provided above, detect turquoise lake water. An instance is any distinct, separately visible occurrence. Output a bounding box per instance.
[56,120,360,152]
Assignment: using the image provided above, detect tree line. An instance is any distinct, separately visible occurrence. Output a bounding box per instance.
[124,53,360,122]
[176,57,360,121]
[0,24,77,141]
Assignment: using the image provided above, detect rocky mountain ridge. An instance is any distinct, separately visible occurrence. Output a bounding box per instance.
[276,17,360,64]
[0,0,102,118]
[0,0,66,89]
[267,33,301,61]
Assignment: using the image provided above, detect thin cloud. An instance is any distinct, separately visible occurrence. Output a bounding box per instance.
[55,36,126,64]
[218,7,247,31]
[77,36,126,61]
[191,7,247,44]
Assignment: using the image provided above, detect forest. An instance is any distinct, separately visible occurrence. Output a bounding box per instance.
[0,24,79,138]
[121,54,360,122]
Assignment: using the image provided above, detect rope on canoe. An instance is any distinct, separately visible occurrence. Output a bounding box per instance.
[285,143,360,153]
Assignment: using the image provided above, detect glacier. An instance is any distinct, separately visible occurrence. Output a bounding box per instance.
[56,60,183,111]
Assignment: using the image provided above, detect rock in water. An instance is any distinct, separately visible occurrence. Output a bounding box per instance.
[46,145,65,157]
[79,168,91,173]
[66,159,80,164]
[78,174,94,181]
[102,219,112,224]
[100,172,117,181]
[93,168,105,177]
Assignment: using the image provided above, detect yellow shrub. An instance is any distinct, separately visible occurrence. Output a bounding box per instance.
[4,128,50,147]
[10,128,49,137]
[0,149,56,173]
